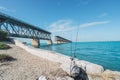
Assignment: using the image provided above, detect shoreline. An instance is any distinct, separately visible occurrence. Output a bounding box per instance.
[38,41,120,72]
[14,40,120,73]
[14,39,105,74]
[0,40,120,80]
[14,40,120,79]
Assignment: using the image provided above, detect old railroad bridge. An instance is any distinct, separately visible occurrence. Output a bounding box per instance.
[0,12,71,47]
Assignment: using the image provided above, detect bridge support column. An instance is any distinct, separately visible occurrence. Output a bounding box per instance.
[32,39,40,47]
[55,41,60,44]
[47,40,52,45]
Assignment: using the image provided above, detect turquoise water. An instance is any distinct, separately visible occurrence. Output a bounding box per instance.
[39,41,120,71]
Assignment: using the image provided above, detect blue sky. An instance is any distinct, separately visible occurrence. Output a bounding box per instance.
[0,0,120,42]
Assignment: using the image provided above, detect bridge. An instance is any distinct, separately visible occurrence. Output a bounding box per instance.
[0,12,52,47]
[55,36,72,44]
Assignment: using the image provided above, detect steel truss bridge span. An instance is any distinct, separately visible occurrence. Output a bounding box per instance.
[0,12,51,40]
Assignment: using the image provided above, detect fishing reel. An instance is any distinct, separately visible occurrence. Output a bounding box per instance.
[70,57,80,78]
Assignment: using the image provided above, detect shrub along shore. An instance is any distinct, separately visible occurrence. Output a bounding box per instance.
[0,30,8,41]
[0,42,11,49]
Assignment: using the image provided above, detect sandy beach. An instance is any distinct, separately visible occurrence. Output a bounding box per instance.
[0,43,66,80]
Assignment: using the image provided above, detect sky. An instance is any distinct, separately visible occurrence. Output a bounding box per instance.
[0,0,120,42]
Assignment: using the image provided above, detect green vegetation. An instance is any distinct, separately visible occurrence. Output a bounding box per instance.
[0,42,11,49]
[0,54,8,59]
[0,54,15,62]
[0,30,8,41]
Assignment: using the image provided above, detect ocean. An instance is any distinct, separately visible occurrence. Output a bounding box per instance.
[39,41,120,71]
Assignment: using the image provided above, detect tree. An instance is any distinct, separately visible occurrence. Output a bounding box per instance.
[0,30,8,41]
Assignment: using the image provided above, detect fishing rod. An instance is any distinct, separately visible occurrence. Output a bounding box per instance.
[70,33,73,58]
[70,25,80,78]
[70,25,79,61]
[73,26,79,59]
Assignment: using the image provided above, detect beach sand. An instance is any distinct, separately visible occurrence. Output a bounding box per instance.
[0,43,66,80]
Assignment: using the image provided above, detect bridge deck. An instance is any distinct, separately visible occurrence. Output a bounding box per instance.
[0,12,51,40]
[55,36,72,42]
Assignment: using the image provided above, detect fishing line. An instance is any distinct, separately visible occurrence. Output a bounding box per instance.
[70,32,73,57]
[73,26,79,58]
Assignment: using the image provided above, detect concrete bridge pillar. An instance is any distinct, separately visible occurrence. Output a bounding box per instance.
[47,40,52,45]
[55,41,61,44]
[32,39,40,47]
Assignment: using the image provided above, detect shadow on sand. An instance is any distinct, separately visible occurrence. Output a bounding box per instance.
[0,54,16,63]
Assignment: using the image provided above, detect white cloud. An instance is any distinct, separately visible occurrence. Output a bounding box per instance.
[98,13,108,18]
[79,21,110,28]
[0,6,15,12]
[48,20,110,33]
[76,0,92,6]
[48,20,76,32]
[0,6,7,10]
